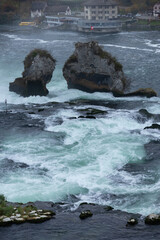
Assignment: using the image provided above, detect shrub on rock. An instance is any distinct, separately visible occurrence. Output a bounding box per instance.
[63,41,126,93]
[0,195,55,226]
[79,210,93,219]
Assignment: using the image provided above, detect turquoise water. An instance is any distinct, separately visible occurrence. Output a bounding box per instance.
[0,26,160,215]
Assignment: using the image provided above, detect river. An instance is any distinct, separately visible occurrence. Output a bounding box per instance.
[0,25,160,217]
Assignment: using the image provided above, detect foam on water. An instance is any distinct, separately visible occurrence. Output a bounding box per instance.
[0,107,154,213]
[102,43,155,53]
[1,27,160,216]
[1,63,158,109]
[145,39,160,48]
[0,33,74,45]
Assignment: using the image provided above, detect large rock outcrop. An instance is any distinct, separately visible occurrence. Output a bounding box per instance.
[63,41,126,93]
[9,49,56,97]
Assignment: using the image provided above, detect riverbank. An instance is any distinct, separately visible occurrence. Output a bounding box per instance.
[2,19,160,32]
[1,201,160,240]
[123,18,160,31]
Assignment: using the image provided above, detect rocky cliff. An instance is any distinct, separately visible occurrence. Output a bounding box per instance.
[9,49,56,97]
[63,41,126,93]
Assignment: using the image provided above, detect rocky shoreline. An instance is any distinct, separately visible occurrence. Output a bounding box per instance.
[1,201,160,240]
[0,99,160,239]
[0,195,55,227]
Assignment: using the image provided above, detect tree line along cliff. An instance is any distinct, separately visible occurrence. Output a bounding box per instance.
[0,0,159,23]
[118,0,158,13]
[0,0,85,23]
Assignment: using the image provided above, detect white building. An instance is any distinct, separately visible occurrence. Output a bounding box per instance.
[31,1,47,18]
[153,2,160,17]
[84,0,118,20]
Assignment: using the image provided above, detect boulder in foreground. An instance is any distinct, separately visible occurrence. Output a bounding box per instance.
[63,41,126,93]
[0,194,55,226]
[9,49,56,97]
[145,214,160,225]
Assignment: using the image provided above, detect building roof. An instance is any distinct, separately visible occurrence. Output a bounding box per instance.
[31,1,47,11]
[84,0,117,6]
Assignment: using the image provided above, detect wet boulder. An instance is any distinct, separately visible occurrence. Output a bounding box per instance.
[0,158,29,170]
[138,109,154,119]
[9,49,56,97]
[144,123,160,130]
[145,214,160,225]
[63,41,126,93]
[79,210,93,219]
[126,218,138,226]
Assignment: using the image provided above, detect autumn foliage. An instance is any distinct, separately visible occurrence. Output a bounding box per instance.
[118,0,158,12]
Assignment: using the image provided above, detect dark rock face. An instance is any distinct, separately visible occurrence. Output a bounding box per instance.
[134,109,160,124]
[144,124,160,130]
[9,49,56,97]
[127,218,138,226]
[113,88,157,98]
[145,214,160,225]
[63,41,126,93]
[79,210,93,219]
[1,201,160,240]
[139,109,154,119]
[0,158,29,169]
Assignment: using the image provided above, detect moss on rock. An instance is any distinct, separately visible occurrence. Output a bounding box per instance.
[79,210,93,219]
[63,41,126,93]
[24,49,55,69]
[0,195,55,226]
[93,43,123,72]
[65,54,78,65]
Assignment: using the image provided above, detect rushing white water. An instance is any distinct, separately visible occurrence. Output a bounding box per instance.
[0,26,160,216]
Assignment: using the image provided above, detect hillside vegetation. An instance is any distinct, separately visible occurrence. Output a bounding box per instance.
[118,0,158,13]
[0,0,158,23]
[0,0,85,22]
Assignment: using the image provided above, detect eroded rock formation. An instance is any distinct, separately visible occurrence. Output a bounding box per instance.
[63,41,126,93]
[9,49,56,97]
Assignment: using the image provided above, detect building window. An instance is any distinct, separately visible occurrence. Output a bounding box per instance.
[105,11,109,14]
[112,10,115,14]
[92,11,96,14]
[86,10,88,14]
